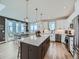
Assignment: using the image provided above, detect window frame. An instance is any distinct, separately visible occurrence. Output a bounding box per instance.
[48,21,56,31]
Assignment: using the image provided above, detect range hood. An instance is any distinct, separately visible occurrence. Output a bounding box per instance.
[0,4,5,11]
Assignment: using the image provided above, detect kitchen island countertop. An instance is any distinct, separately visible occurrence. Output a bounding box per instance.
[20,34,50,47]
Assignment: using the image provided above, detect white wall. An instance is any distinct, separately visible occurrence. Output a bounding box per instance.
[56,19,69,30]
[0,0,28,21]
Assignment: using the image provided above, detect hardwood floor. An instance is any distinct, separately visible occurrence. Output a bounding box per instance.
[44,42,73,59]
[0,41,73,59]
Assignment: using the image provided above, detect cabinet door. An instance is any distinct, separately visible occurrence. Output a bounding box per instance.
[29,45,38,59]
[20,43,29,59]
[74,50,79,59]
[69,37,74,55]
[0,17,5,41]
[78,17,79,48]
[73,16,78,49]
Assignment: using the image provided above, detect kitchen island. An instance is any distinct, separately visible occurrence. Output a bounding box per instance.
[20,34,50,59]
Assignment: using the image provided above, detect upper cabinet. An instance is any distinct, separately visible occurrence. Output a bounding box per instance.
[73,15,79,59]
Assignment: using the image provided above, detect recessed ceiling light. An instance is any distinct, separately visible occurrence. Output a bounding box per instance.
[64,6,66,9]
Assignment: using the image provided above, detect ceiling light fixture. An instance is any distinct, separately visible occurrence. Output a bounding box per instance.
[64,6,66,9]
[35,8,38,22]
[24,0,29,22]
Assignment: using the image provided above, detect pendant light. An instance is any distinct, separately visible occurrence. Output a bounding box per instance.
[35,8,38,22]
[24,0,29,22]
[0,0,6,11]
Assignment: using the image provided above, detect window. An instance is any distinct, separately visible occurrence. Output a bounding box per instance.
[49,22,55,30]
[30,23,38,32]
[8,20,15,37]
[21,23,26,33]
[8,21,13,32]
[16,22,19,33]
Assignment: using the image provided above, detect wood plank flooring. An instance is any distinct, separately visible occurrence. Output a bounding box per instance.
[0,41,73,59]
[44,42,73,59]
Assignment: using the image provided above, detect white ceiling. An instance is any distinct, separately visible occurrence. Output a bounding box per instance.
[0,0,75,21]
[28,0,75,21]
[0,0,27,20]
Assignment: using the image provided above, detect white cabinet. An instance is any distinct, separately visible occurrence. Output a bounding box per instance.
[69,37,74,55]
[50,34,55,41]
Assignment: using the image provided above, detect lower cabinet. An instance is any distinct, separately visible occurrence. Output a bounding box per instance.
[20,37,50,59]
[74,49,79,59]
[69,36,74,55]
[20,43,29,59]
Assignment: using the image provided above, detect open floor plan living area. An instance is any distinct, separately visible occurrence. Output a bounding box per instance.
[0,0,79,59]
